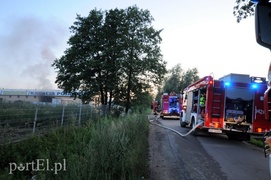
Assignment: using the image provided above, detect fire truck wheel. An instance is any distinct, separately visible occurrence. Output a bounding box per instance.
[180,122,187,127]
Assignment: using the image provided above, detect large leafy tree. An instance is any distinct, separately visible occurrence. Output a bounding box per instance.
[52,6,167,112]
[52,9,105,104]
[116,6,167,112]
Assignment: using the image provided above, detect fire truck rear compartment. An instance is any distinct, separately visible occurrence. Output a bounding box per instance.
[181,74,268,140]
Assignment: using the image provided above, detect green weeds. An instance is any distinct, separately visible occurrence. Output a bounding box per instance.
[249,137,264,148]
[0,109,149,180]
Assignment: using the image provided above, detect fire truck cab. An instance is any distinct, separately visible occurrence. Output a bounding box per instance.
[180,73,270,140]
[160,92,182,119]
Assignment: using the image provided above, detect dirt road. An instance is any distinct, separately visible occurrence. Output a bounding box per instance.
[148,118,184,180]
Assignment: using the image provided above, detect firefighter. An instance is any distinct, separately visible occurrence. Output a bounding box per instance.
[200,93,206,107]
[200,93,206,117]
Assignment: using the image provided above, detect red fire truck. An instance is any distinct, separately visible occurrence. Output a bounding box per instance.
[263,63,271,160]
[253,1,271,174]
[264,64,271,121]
[160,92,182,119]
[180,73,271,140]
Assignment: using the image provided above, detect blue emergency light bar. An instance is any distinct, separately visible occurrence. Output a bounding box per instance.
[224,81,259,89]
[224,82,231,86]
[251,84,258,89]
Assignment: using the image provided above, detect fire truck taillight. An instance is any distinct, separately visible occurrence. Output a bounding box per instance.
[256,127,263,133]
[209,80,213,85]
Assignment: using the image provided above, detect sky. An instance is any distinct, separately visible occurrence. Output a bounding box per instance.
[0,0,270,90]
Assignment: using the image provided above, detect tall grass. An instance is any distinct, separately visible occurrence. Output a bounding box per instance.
[0,101,100,144]
[0,109,149,180]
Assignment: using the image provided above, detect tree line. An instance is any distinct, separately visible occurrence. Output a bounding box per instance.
[52,1,251,112]
[155,64,199,102]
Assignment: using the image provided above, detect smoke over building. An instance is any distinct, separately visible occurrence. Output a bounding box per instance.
[0,15,69,89]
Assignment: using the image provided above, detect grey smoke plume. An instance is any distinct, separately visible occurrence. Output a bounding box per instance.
[0,16,68,89]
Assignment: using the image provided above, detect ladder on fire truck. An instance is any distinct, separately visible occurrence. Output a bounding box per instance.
[211,80,223,118]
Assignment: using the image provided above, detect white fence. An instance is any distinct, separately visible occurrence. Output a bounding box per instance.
[0,103,112,144]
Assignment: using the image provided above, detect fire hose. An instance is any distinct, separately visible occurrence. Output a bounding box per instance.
[147,114,203,137]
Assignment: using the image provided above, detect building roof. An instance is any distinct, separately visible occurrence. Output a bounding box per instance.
[0,89,71,97]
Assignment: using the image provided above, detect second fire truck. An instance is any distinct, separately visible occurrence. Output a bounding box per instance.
[160,92,182,119]
[180,73,271,140]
